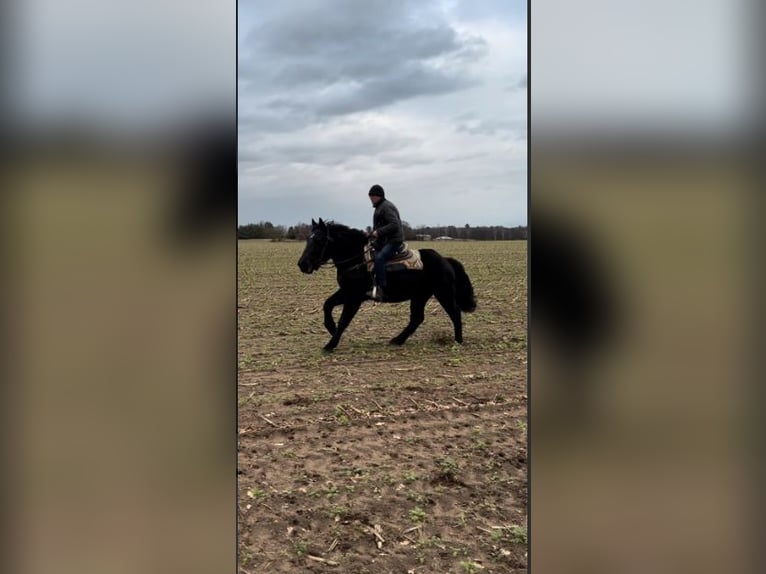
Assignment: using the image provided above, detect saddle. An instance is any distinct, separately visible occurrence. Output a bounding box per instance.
[364,242,424,274]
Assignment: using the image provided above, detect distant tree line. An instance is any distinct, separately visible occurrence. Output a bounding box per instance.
[237,221,289,240]
[237,221,527,241]
[403,223,527,241]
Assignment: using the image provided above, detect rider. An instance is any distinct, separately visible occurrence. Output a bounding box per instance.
[367,184,404,301]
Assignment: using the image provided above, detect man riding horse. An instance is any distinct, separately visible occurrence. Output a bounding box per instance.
[367,184,404,301]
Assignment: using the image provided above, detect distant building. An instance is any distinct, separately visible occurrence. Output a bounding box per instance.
[415,234,431,241]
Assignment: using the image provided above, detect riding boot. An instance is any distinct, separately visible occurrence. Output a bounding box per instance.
[366,285,385,301]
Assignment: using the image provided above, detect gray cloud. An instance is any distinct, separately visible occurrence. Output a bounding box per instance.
[239,124,420,168]
[237,108,310,134]
[242,1,462,65]
[314,66,473,116]
[238,0,487,129]
[455,116,526,138]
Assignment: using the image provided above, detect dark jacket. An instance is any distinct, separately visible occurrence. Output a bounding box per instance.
[372,198,404,247]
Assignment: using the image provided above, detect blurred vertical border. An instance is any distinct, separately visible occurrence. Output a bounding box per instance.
[1,1,236,573]
[530,0,763,572]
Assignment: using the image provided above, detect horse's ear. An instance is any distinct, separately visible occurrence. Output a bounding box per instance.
[311,218,316,227]
[318,217,325,227]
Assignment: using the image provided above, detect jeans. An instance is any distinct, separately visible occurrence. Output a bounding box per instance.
[373,242,402,288]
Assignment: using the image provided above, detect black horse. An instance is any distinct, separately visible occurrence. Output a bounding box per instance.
[298,218,476,351]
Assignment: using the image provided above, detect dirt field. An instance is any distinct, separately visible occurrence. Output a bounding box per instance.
[238,239,527,573]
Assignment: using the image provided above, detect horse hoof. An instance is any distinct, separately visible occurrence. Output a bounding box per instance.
[389,337,405,346]
[323,344,337,353]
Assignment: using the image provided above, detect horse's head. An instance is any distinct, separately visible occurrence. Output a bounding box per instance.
[298,218,332,274]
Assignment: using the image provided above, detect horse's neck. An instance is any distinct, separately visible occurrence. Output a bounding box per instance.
[330,230,365,269]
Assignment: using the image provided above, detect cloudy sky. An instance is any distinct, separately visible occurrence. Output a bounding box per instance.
[238,0,528,229]
[10,0,235,132]
[531,0,751,138]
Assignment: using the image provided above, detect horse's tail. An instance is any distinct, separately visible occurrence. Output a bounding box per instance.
[447,257,477,313]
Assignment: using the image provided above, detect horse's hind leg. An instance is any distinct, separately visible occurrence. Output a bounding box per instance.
[390,296,428,346]
[434,288,463,343]
[324,299,362,352]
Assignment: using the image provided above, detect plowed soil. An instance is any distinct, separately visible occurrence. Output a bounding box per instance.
[238,239,527,573]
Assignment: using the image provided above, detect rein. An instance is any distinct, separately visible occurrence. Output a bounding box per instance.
[317,248,365,269]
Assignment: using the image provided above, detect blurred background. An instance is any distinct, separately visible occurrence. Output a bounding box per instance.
[530,0,762,572]
[1,1,236,573]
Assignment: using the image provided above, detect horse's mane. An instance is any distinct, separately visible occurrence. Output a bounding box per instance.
[325,221,367,242]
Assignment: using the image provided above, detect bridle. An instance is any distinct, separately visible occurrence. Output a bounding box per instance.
[315,230,331,268]
[312,230,367,270]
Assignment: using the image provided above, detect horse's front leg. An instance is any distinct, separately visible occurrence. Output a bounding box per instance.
[323,290,344,336]
[323,298,363,352]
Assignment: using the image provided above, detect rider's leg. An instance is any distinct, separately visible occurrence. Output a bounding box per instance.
[375,243,400,286]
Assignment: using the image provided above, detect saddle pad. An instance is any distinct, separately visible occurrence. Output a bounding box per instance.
[364,243,424,273]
